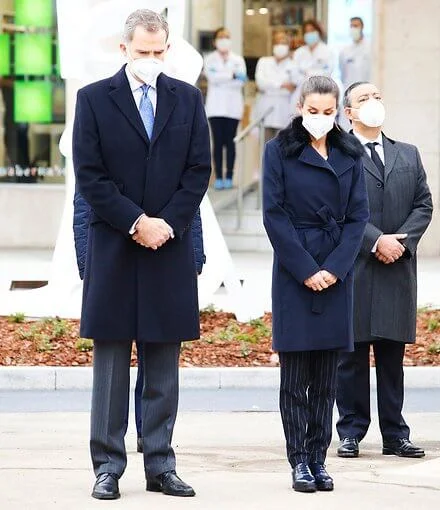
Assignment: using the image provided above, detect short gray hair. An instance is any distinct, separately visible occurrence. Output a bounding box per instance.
[299,75,340,106]
[343,81,370,108]
[123,9,169,43]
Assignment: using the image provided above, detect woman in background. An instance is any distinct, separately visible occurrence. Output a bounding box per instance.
[255,30,299,141]
[294,20,334,79]
[292,20,334,107]
[204,27,247,190]
[263,76,368,493]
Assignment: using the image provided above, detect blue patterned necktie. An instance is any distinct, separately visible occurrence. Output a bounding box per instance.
[139,84,155,140]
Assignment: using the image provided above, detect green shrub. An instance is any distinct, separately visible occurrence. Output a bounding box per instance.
[240,342,252,358]
[36,334,53,352]
[200,303,217,315]
[8,312,26,323]
[427,319,439,332]
[75,338,94,352]
[427,343,440,355]
[249,318,271,337]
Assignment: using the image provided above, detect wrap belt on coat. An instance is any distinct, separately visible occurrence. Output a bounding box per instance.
[293,206,345,314]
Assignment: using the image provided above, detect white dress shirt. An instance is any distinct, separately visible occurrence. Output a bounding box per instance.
[353,130,385,252]
[353,131,385,165]
[124,67,173,238]
[125,66,158,113]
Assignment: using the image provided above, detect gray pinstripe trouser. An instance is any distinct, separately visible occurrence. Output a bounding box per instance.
[90,340,181,479]
[279,350,339,467]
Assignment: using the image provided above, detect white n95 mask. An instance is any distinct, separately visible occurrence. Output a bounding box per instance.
[302,114,335,140]
[350,27,362,42]
[273,44,289,59]
[216,38,232,52]
[355,99,386,127]
[130,57,164,84]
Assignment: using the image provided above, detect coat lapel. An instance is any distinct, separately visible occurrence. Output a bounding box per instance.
[109,66,149,146]
[150,73,177,148]
[298,145,354,178]
[383,136,399,182]
[298,145,336,175]
[327,146,355,177]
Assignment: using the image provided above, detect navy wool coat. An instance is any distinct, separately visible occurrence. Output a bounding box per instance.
[73,192,205,279]
[72,67,211,343]
[263,117,369,352]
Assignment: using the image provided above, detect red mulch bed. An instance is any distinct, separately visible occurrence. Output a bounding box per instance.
[0,310,439,367]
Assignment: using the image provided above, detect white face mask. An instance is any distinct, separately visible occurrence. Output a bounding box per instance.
[216,38,232,52]
[127,48,165,84]
[350,27,362,42]
[273,44,289,59]
[302,114,336,140]
[353,99,385,127]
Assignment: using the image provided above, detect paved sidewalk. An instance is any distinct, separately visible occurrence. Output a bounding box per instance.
[1,411,439,509]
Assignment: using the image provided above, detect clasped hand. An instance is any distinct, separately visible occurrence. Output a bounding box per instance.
[375,233,407,264]
[132,215,172,250]
[304,270,337,292]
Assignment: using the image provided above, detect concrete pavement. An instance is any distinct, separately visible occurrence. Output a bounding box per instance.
[1,411,439,509]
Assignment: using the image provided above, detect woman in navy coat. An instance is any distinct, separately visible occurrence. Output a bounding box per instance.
[263,76,369,493]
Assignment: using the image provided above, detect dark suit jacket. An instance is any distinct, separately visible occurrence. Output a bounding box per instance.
[72,67,211,343]
[354,134,433,343]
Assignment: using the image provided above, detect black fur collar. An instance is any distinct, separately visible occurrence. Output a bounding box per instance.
[278,116,365,159]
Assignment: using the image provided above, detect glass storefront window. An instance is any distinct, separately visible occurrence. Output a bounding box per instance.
[0,0,65,184]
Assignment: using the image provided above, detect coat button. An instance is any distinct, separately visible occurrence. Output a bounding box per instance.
[376,182,382,188]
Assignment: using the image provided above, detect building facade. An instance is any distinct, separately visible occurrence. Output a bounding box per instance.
[0,0,439,255]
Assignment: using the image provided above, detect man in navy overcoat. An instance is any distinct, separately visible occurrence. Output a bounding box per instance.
[72,9,211,500]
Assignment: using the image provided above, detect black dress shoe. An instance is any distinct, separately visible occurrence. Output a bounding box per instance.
[146,470,195,497]
[337,437,359,458]
[382,438,425,458]
[292,463,316,493]
[309,463,334,491]
[137,437,143,453]
[92,473,120,500]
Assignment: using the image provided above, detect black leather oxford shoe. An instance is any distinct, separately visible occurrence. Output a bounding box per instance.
[92,473,120,500]
[146,471,195,497]
[309,463,334,491]
[292,463,316,493]
[137,437,143,453]
[337,437,359,458]
[382,438,425,458]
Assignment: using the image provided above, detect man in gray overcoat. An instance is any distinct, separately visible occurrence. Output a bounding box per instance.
[336,82,433,459]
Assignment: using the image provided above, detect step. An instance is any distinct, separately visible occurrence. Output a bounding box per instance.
[217,208,264,232]
[223,229,272,252]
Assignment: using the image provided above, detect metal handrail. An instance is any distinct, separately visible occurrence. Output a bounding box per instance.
[234,106,274,230]
[234,107,274,144]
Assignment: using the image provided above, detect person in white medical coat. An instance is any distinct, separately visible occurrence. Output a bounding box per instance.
[292,20,334,107]
[338,17,371,131]
[204,27,247,190]
[294,20,334,79]
[339,17,371,89]
[255,31,300,141]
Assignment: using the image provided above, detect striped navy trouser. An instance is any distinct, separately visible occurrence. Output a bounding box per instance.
[279,350,339,467]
